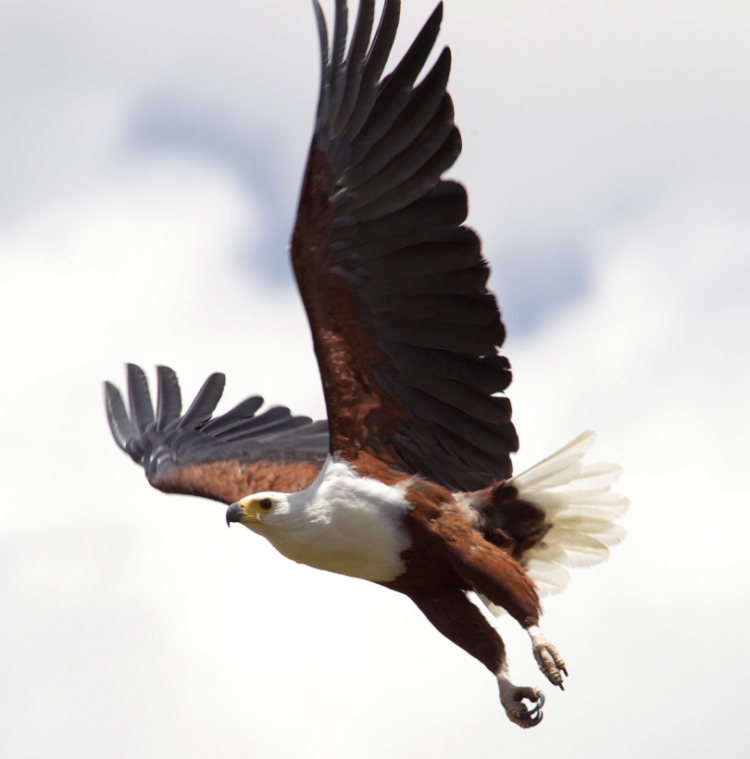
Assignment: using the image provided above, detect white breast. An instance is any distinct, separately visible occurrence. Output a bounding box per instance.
[248,458,412,582]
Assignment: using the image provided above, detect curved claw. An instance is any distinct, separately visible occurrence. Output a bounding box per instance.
[499,682,546,729]
[528,710,544,727]
[517,706,544,726]
[524,690,545,716]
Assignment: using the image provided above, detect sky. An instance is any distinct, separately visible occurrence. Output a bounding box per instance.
[1,0,749,756]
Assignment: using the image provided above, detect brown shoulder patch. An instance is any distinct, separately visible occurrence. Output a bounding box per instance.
[150,459,324,504]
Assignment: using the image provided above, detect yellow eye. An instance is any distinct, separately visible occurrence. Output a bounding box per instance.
[259,498,273,511]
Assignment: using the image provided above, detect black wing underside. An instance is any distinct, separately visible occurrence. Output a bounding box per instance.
[105,364,329,504]
[292,0,518,490]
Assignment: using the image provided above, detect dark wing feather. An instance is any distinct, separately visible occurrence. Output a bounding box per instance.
[105,365,329,504]
[127,363,155,435]
[155,365,182,431]
[292,1,517,491]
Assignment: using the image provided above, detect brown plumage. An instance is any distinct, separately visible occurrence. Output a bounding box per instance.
[152,460,325,504]
[105,0,628,730]
[293,149,412,470]
[383,479,543,628]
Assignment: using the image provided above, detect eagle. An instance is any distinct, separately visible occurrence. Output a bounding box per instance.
[105,0,627,729]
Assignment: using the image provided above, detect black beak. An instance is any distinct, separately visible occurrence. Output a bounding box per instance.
[226,502,244,527]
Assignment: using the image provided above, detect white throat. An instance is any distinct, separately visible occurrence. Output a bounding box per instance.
[247,456,412,582]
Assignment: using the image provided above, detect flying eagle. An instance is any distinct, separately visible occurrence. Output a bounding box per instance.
[105,0,627,728]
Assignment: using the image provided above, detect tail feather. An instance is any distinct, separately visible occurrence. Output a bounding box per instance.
[522,560,571,595]
[477,431,628,617]
[550,515,627,547]
[533,532,609,568]
[565,462,623,490]
[509,431,597,490]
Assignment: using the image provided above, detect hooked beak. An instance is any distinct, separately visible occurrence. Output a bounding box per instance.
[226,502,244,528]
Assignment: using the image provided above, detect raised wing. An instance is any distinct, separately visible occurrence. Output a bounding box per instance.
[105,364,329,504]
[291,0,517,491]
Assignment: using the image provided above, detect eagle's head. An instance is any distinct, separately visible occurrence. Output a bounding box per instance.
[225,493,291,528]
[225,455,331,532]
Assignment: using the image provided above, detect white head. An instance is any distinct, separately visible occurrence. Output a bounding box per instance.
[225,492,294,528]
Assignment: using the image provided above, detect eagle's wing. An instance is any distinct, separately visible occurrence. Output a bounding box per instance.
[105,364,329,504]
[291,0,517,490]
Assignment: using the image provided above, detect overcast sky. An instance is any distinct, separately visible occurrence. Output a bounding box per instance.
[1,0,749,756]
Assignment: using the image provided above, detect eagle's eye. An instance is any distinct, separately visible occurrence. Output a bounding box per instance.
[259,498,273,511]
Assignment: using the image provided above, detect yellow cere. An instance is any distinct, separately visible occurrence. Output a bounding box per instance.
[238,496,274,523]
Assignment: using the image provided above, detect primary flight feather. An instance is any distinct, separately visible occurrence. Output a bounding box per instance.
[105,0,627,728]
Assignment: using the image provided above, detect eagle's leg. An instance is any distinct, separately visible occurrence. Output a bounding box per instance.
[409,590,544,729]
[439,522,541,626]
[437,523,568,688]
[527,625,568,689]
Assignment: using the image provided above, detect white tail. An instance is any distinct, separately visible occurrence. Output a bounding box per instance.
[478,431,629,616]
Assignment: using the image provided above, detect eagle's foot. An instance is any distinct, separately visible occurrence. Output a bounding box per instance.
[528,625,568,689]
[498,677,545,729]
